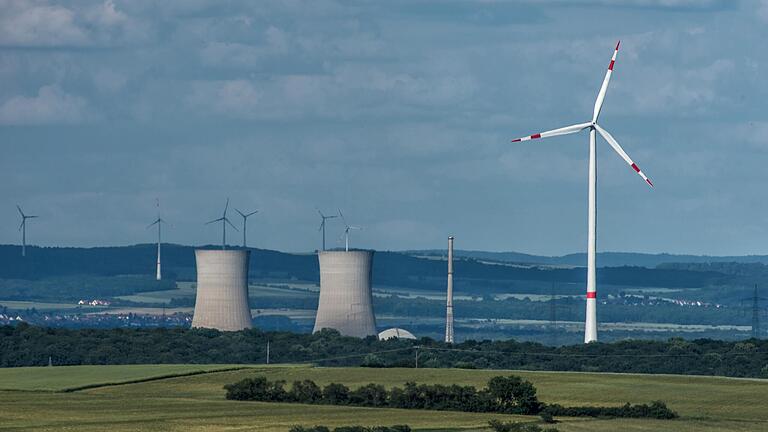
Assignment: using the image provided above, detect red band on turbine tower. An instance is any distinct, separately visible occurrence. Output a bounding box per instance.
[586,292,597,299]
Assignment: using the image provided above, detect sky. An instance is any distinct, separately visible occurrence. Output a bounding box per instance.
[2,0,768,256]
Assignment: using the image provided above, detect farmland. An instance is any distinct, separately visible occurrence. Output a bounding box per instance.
[0,365,766,431]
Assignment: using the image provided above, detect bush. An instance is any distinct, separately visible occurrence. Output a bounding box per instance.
[487,376,542,414]
[224,377,287,402]
[349,383,388,407]
[289,427,330,432]
[539,411,555,424]
[290,380,323,403]
[322,383,350,405]
[542,400,678,419]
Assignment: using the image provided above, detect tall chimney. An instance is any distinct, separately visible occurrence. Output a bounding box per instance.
[445,236,454,343]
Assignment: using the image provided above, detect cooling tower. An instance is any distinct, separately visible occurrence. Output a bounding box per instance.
[192,249,252,331]
[313,250,376,338]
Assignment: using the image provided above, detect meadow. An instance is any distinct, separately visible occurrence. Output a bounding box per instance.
[0,365,766,431]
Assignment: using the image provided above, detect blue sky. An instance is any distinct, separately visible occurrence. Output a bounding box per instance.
[1,0,768,255]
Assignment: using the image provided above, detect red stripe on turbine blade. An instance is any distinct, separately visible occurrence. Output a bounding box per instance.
[631,163,641,173]
[511,138,522,142]
[531,133,542,139]
[616,40,620,50]
[646,178,654,187]
[586,292,597,299]
[608,60,615,70]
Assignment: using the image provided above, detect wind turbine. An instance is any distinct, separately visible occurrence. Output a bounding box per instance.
[206,198,238,250]
[509,41,653,343]
[16,205,38,257]
[235,208,259,248]
[317,209,338,251]
[147,198,165,281]
[338,209,361,252]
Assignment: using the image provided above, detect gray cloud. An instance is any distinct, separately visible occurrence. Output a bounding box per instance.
[0,84,94,124]
[0,0,766,256]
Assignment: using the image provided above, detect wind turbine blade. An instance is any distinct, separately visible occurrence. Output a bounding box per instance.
[511,122,592,143]
[235,208,246,218]
[246,210,259,217]
[319,221,324,231]
[338,208,347,226]
[594,123,653,187]
[206,217,224,225]
[327,215,338,219]
[147,220,160,229]
[317,209,325,218]
[225,218,239,231]
[27,215,38,219]
[592,41,620,122]
[16,205,24,217]
[18,221,24,231]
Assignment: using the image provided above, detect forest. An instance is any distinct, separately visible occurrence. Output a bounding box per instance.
[2,324,766,377]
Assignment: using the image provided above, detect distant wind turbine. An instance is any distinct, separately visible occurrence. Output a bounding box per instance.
[338,209,361,252]
[147,198,165,281]
[235,208,259,248]
[16,205,38,257]
[206,198,238,250]
[317,209,338,251]
[509,41,653,343]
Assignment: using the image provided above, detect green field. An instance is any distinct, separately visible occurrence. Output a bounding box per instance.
[0,364,248,391]
[0,365,766,431]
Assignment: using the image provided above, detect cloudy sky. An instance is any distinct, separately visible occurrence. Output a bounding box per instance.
[2,0,768,255]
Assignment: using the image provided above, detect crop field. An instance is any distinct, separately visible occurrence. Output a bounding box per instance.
[0,365,766,431]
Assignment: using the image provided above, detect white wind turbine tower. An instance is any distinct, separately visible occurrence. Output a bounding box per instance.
[147,199,165,281]
[510,41,653,343]
[206,198,238,250]
[235,208,259,248]
[17,205,38,257]
[338,209,361,252]
[317,209,338,251]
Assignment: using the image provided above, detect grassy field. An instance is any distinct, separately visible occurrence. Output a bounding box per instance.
[0,365,766,431]
[0,364,249,391]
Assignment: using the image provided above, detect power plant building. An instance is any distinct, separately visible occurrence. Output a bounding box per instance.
[191,249,252,331]
[313,250,377,338]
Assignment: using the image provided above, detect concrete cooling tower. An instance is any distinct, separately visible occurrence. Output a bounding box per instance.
[313,250,377,338]
[191,249,252,331]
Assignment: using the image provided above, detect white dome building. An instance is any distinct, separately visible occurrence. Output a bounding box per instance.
[378,328,417,340]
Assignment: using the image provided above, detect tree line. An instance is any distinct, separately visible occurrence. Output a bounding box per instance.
[224,375,677,420]
[1,324,766,378]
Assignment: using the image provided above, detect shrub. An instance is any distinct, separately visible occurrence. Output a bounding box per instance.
[539,411,555,424]
[322,383,350,405]
[289,427,330,432]
[487,376,542,414]
[349,383,388,407]
[290,380,323,403]
[224,377,287,402]
[542,400,678,419]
